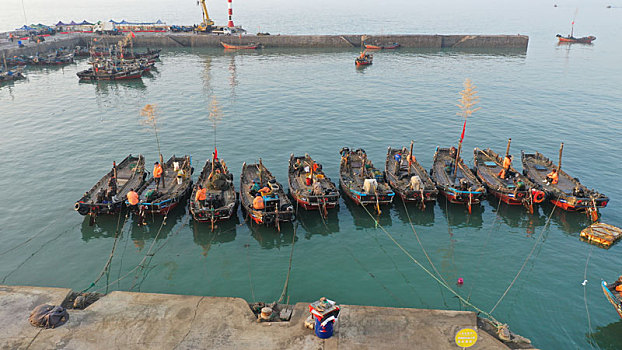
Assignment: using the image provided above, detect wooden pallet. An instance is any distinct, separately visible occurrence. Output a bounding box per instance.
[580,223,622,248]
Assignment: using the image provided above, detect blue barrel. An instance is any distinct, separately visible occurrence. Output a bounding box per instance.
[315,317,334,339]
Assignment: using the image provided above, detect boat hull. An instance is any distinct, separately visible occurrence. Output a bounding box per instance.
[340,179,394,206]
[602,281,622,319]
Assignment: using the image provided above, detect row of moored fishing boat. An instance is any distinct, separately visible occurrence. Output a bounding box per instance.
[75,141,609,229]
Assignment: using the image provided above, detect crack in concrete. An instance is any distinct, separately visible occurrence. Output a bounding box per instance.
[172,296,205,350]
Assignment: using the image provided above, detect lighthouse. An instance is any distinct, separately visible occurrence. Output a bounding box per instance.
[227,0,234,28]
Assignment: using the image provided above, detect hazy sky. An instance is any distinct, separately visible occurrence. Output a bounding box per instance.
[1,0,617,33]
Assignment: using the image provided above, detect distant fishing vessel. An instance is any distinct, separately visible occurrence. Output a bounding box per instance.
[355,51,373,66]
[221,41,259,50]
[557,18,595,43]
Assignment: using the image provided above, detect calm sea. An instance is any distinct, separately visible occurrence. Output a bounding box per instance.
[1,1,621,349]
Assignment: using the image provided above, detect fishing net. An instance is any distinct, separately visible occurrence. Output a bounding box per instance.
[29,304,69,328]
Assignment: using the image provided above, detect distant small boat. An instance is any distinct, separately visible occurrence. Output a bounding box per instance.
[364,42,400,50]
[221,42,259,50]
[556,34,596,43]
[602,280,622,319]
[355,52,373,66]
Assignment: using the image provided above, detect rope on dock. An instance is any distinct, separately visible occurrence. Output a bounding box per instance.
[360,204,499,324]
[488,196,559,315]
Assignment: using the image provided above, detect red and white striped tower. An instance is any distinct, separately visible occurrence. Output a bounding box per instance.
[227,0,234,28]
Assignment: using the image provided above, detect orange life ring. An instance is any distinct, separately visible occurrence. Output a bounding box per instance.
[516,192,525,199]
[533,190,545,203]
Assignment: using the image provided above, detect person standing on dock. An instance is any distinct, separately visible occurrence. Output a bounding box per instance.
[153,162,164,190]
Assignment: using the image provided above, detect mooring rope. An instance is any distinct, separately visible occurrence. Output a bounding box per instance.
[488,196,559,315]
[360,204,499,324]
[80,209,129,293]
[0,211,72,256]
[467,197,503,302]
[276,222,297,304]
[245,243,256,303]
[583,245,594,341]
[401,199,450,287]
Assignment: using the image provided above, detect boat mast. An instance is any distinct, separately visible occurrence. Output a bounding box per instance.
[505,138,512,158]
[558,142,564,171]
[408,140,414,176]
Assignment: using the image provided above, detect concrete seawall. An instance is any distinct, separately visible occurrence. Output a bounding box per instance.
[1,33,528,57]
[0,285,534,349]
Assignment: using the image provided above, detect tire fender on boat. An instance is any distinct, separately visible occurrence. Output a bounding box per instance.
[533,189,545,203]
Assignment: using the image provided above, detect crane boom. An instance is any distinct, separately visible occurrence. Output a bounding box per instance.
[199,0,214,29]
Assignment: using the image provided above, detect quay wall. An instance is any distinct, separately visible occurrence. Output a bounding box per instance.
[0,285,534,349]
[1,33,528,57]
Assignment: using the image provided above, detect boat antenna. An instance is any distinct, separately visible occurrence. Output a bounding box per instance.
[21,0,28,27]
[455,79,481,175]
[408,140,414,176]
[140,104,163,164]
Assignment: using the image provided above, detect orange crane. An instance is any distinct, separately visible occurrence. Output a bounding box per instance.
[196,0,215,33]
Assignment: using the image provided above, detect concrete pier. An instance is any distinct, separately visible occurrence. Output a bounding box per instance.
[0,285,534,349]
[0,33,528,58]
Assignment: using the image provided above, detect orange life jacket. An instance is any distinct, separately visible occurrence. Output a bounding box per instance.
[127,191,139,206]
[503,156,511,170]
[547,171,559,184]
[253,196,265,210]
[153,164,163,178]
[313,163,319,172]
[196,188,207,201]
[259,186,272,196]
[616,284,622,292]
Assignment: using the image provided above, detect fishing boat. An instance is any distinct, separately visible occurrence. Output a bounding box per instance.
[385,142,438,207]
[133,155,193,217]
[189,156,238,226]
[74,154,146,217]
[474,146,545,213]
[287,154,339,214]
[355,52,373,66]
[339,148,394,212]
[363,42,400,50]
[240,159,294,229]
[556,34,596,43]
[0,67,25,83]
[521,145,608,212]
[221,42,259,50]
[430,147,485,211]
[601,279,622,318]
[77,61,146,81]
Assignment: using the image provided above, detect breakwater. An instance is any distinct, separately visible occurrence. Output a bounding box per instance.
[0,33,528,57]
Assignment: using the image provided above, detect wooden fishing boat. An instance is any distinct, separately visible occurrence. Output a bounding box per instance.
[288,154,339,214]
[385,143,438,206]
[221,42,259,50]
[190,156,238,225]
[430,147,485,211]
[0,67,25,83]
[556,34,596,43]
[521,149,608,212]
[339,148,394,210]
[75,154,146,216]
[355,52,373,66]
[363,42,400,50]
[133,155,193,217]
[77,66,144,81]
[601,279,622,318]
[240,160,294,228]
[474,147,545,213]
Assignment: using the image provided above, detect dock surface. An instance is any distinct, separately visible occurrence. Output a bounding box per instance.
[0,284,523,349]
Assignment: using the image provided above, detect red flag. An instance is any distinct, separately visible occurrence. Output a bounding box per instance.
[459,119,467,142]
[131,31,136,38]
[214,147,218,159]
[572,21,575,25]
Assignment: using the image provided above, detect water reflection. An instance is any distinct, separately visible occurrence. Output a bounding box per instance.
[342,196,393,229]
[80,214,124,241]
[588,320,622,350]
[394,201,435,227]
[129,209,187,251]
[191,217,239,256]
[249,223,298,250]
[84,79,147,93]
[296,208,340,238]
[550,208,591,235]
[439,198,484,229]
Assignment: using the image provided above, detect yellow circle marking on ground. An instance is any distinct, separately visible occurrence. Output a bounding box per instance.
[455,328,478,348]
